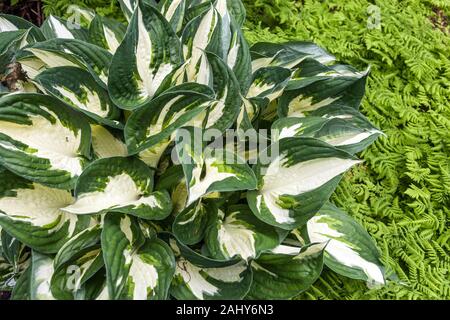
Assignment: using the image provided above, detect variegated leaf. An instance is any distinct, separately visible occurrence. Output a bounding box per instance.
[172,200,216,245]
[109,2,183,110]
[250,41,335,71]
[0,14,45,43]
[205,205,286,261]
[35,66,122,129]
[306,202,386,285]
[175,127,257,206]
[20,38,112,87]
[91,125,128,159]
[17,47,85,81]
[168,236,252,300]
[247,137,361,230]
[159,0,186,34]
[247,66,291,108]
[226,0,246,26]
[183,0,212,24]
[63,157,172,220]
[155,165,188,214]
[247,242,326,299]
[166,52,243,134]
[10,265,31,300]
[102,214,175,300]
[272,111,382,154]
[227,19,252,93]
[0,229,27,273]
[53,225,102,269]
[51,249,104,300]
[278,60,370,117]
[0,30,28,74]
[118,0,157,21]
[50,225,104,300]
[41,15,89,41]
[181,4,221,84]
[89,15,126,54]
[0,170,89,254]
[29,251,55,300]
[124,82,215,159]
[202,52,242,132]
[0,93,91,189]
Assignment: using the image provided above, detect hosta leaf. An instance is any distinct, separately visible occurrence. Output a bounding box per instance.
[50,225,104,300]
[121,238,175,300]
[118,0,138,21]
[155,165,185,192]
[175,127,257,206]
[272,112,382,154]
[17,47,86,81]
[159,0,186,34]
[21,39,112,87]
[0,227,29,291]
[247,66,291,105]
[53,225,102,269]
[11,265,31,300]
[226,0,246,26]
[0,30,28,74]
[155,165,188,214]
[30,251,55,300]
[183,0,212,25]
[102,214,175,300]
[118,0,158,21]
[109,2,183,110]
[0,14,45,43]
[205,205,286,261]
[227,19,252,93]
[125,82,215,155]
[102,214,142,299]
[247,242,326,299]
[236,96,259,131]
[63,157,172,220]
[278,62,369,117]
[0,93,91,189]
[138,141,173,168]
[51,249,103,300]
[0,170,89,253]
[215,0,232,59]
[250,41,335,71]
[181,5,221,84]
[203,52,242,131]
[41,15,89,41]
[247,137,361,230]
[35,66,122,129]
[172,200,216,245]
[91,125,128,159]
[306,202,386,285]
[1,230,26,271]
[168,237,252,300]
[89,15,126,54]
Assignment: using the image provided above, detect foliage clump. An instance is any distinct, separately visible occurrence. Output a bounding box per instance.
[0,0,391,300]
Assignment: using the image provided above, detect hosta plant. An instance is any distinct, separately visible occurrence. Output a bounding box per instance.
[0,0,387,300]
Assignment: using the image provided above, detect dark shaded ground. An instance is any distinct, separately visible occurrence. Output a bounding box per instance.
[0,0,44,26]
[430,7,449,34]
[0,291,11,299]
